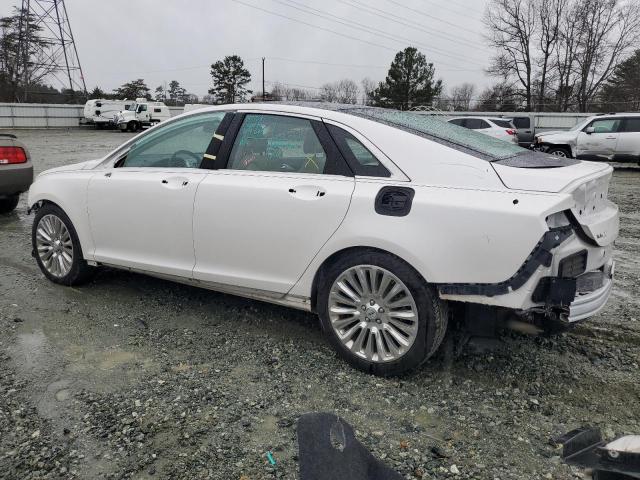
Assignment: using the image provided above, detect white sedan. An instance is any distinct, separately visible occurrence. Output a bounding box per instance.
[28,104,619,375]
[448,116,519,144]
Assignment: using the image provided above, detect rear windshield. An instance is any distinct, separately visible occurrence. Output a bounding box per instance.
[343,108,525,161]
[491,119,514,129]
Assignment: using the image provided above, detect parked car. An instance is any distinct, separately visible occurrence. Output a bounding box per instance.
[448,116,519,144]
[28,104,618,375]
[533,113,640,164]
[0,134,33,213]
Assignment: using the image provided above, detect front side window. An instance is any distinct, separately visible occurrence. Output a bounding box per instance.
[587,118,622,134]
[228,114,328,174]
[120,112,226,168]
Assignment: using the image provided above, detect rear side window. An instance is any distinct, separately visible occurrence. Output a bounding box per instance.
[622,118,640,133]
[491,119,514,129]
[513,117,530,129]
[228,114,328,174]
[465,119,490,130]
[448,119,465,126]
[327,124,390,177]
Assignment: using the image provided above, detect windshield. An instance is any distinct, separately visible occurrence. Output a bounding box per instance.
[569,118,591,131]
[344,107,525,160]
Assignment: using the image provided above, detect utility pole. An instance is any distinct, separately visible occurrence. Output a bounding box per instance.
[262,57,265,101]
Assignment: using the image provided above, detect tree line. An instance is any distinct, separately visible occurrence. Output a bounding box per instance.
[1,1,638,112]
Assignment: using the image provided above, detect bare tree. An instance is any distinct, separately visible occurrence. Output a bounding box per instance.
[336,79,359,104]
[553,1,581,111]
[361,77,377,105]
[320,82,338,102]
[484,0,537,111]
[572,0,640,112]
[449,83,476,110]
[535,0,567,111]
[320,79,358,103]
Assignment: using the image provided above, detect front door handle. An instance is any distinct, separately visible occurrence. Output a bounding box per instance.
[161,177,190,189]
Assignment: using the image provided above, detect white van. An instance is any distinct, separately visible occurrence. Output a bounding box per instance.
[83,99,134,128]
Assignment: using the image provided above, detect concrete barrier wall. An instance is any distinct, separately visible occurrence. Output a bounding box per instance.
[0,103,184,128]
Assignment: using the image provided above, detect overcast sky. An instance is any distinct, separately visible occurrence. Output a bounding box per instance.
[2,0,492,98]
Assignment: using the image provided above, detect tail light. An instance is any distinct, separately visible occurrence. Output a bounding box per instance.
[0,146,27,165]
[506,129,517,136]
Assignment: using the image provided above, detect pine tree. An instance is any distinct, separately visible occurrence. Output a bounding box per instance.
[599,50,640,112]
[209,55,252,104]
[372,47,443,110]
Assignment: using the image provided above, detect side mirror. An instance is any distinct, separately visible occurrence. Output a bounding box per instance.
[585,126,595,134]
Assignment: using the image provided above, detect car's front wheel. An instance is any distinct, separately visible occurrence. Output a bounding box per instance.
[32,203,94,285]
[317,251,448,376]
[547,147,572,158]
[0,195,19,214]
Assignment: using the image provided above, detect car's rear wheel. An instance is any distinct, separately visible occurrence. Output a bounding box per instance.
[548,147,571,158]
[32,203,94,285]
[0,195,20,214]
[317,251,448,376]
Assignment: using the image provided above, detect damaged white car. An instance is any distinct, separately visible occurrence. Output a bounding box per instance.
[28,104,619,375]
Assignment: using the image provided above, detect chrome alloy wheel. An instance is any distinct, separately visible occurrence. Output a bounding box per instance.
[550,150,568,157]
[328,265,419,363]
[35,214,73,277]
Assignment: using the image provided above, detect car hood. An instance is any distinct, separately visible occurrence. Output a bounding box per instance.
[492,159,611,193]
[537,130,577,142]
[39,158,103,176]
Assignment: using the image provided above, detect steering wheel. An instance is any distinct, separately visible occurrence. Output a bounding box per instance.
[169,150,201,168]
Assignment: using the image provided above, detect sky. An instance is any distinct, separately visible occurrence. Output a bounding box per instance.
[2,0,493,98]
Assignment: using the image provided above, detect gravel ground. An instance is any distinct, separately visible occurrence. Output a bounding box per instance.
[1,128,639,480]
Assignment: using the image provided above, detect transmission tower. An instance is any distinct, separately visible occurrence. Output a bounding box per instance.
[18,0,87,100]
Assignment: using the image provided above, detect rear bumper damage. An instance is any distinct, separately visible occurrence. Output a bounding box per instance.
[438,222,616,324]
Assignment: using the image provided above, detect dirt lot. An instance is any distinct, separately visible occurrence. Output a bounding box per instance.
[1,128,639,480]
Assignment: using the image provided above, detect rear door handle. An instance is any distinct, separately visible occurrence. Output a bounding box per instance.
[288,185,326,200]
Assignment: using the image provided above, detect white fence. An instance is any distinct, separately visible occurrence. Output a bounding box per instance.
[0,103,184,128]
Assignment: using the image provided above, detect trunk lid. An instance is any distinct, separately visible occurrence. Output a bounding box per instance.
[492,159,618,246]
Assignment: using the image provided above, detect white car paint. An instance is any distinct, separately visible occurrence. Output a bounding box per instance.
[448,116,519,144]
[29,103,618,324]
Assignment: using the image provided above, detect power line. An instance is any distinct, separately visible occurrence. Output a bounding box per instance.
[339,0,487,50]
[230,0,401,53]
[383,0,483,33]
[270,0,486,66]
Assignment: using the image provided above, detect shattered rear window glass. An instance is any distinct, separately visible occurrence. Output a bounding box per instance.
[341,107,526,160]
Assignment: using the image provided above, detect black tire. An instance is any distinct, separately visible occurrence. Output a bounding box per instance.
[0,195,19,214]
[32,203,94,286]
[128,121,137,132]
[317,250,448,376]
[547,147,572,158]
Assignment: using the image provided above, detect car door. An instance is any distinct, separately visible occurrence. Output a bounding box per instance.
[192,112,355,294]
[513,116,533,146]
[576,118,622,160]
[614,117,640,162]
[87,111,227,277]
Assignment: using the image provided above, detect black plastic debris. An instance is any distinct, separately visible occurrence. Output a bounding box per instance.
[555,427,640,479]
[298,412,403,480]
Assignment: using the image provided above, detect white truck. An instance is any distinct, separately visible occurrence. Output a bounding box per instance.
[113,98,171,132]
[82,99,134,128]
